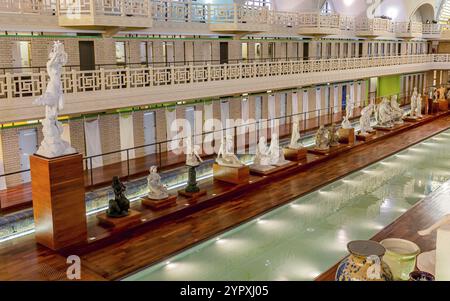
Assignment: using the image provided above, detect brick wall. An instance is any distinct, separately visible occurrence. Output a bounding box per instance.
[98,114,121,165]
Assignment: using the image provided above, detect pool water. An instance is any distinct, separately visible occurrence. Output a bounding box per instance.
[125,130,450,281]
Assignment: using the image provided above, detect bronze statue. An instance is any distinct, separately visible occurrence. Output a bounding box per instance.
[107,176,130,218]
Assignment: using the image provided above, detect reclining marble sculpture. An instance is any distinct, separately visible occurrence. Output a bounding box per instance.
[377,98,394,128]
[185,135,203,167]
[147,166,169,200]
[34,41,76,158]
[254,137,271,166]
[288,121,303,150]
[107,176,130,218]
[315,125,330,151]
[216,134,244,168]
[359,104,375,135]
[390,95,404,125]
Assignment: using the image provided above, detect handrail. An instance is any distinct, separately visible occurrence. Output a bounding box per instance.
[1,54,445,101]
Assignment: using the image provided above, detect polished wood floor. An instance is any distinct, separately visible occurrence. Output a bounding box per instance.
[0,113,447,281]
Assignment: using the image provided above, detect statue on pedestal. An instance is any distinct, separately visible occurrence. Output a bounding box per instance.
[342,95,354,129]
[417,93,423,118]
[315,125,330,151]
[360,104,375,135]
[147,166,169,200]
[288,121,303,150]
[107,176,130,218]
[216,134,244,168]
[390,95,404,125]
[254,137,271,166]
[34,41,76,158]
[438,86,446,100]
[328,124,340,147]
[268,133,287,165]
[185,135,203,167]
[410,88,418,118]
[377,98,394,128]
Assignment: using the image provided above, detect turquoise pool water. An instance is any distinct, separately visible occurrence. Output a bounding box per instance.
[125,129,450,281]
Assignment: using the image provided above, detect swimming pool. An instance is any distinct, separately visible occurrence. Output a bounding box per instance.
[125,129,450,281]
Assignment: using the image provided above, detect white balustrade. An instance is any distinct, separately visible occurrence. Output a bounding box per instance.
[0,0,55,14]
[58,0,150,18]
[0,54,446,101]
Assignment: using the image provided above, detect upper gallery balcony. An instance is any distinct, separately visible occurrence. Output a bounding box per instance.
[395,21,423,39]
[295,13,355,37]
[0,0,58,30]
[58,0,153,34]
[355,17,395,38]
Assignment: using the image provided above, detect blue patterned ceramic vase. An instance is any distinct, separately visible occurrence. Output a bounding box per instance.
[336,240,393,281]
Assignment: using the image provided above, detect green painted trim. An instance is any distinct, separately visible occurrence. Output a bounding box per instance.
[0,34,102,39]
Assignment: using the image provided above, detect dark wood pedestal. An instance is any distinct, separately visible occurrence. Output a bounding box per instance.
[439,99,449,111]
[338,128,355,144]
[141,195,177,210]
[178,189,207,201]
[283,147,307,161]
[97,210,142,229]
[356,131,376,142]
[213,163,250,185]
[30,154,87,250]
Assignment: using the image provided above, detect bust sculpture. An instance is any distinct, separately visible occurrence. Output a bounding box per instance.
[268,133,286,165]
[34,41,76,158]
[328,124,340,147]
[216,134,244,168]
[390,95,404,125]
[315,125,330,151]
[185,135,203,167]
[147,166,169,200]
[254,136,271,166]
[410,88,418,118]
[107,176,130,218]
[359,104,375,135]
[377,97,394,128]
[288,121,303,150]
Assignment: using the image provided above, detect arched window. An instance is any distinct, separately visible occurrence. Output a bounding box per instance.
[321,0,334,15]
[245,0,271,9]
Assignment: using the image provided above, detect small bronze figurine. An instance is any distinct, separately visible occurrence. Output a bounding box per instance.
[107,176,130,218]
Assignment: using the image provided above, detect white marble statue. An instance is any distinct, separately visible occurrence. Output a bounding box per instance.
[328,124,340,147]
[417,93,423,118]
[34,41,76,158]
[268,133,288,166]
[410,88,418,118]
[447,89,450,100]
[342,95,355,129]
[390,95,404,125]
[377,97,394,128]
[216,134,244,168]
[315,125,330,151]
[359,104,375,135]
[288,120,303,149]
[147,166,169,200]
[254,137,271,166]
[185,135,203,167]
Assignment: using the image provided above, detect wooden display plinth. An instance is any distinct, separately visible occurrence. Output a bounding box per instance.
[141,195,177,210]
[250,161,297,176]
[213,163,250,185]
[373,125,395,132]
[30,154,87,250]
[308,148,330,156]
[283,147,307,161]
[439,99,449,111]
[403,116,421,123]
[356,132,376,142]
[97,209,142,229]
[338,128,355,144]
[178,189,207,200]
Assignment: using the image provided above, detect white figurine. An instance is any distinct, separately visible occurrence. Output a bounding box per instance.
[254,137,271,166]
[216,134,244,168]
[185,135,203,167]
[410,88,418,118]
[34,41,76,158]
[268,133,287,166]
[288,121,303,150]
[377,97,394,128]
[315,125,330,151]
[417,93,423,118]
[359,104,375,135]
[447,89,450,100]
[390,95,404,125]
[346,94,355,118]
[147,166,169,200]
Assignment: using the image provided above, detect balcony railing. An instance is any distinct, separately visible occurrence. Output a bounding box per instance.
[0,0,55,14]
[58,0,150,18]
[0,54,446,101]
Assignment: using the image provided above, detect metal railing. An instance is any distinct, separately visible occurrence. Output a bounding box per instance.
[0,54,443,101]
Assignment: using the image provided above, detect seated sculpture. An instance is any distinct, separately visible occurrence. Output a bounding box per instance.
[328,124,340,147]
[377,97,394,128]
[390,95,404,125]
[315,125,330,151]
[107,176,130,218]
[216,134,244,168]
[288,121,303,150]
[147,166,169,200]
[185,135,203,167]
[359,104,375,135]
[254,136,271,166]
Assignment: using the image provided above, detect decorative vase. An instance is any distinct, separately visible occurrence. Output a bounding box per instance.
[380,238,420,281]
[336,240,393,281]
